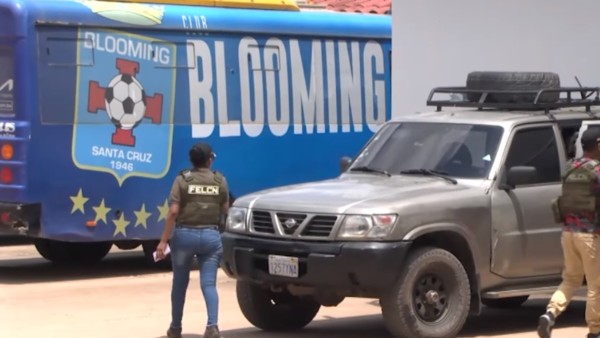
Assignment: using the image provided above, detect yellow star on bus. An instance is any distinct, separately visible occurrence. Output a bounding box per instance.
[157,199,169,222]
[112,213,130,237]
[92,199,111,224]
[70,188,89,214]
[134,204,152,229]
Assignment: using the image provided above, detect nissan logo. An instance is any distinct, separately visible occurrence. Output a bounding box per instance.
[283,218,298,229]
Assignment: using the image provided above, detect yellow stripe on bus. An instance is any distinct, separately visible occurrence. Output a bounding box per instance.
[109,0,301,11]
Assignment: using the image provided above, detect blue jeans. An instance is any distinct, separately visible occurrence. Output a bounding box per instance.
[169,227,223,329]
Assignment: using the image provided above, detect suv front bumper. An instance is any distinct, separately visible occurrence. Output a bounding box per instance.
[221,232,411,291]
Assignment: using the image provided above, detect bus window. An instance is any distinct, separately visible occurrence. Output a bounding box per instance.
[152,41,196,69]
[45,37,95,67]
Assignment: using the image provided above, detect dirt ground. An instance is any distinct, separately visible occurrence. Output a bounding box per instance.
[0,242,590,338]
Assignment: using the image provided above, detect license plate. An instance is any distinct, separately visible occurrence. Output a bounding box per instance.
[268,255,299,278]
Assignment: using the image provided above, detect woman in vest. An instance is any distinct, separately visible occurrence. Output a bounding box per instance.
[156,142,230,338]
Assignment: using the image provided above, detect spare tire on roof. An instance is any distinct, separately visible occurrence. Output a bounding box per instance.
[466,71,561,104]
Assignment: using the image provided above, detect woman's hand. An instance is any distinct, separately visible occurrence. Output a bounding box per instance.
[156,241,168,260]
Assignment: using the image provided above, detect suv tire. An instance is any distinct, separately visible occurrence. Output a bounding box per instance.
[236,281,321,331]
[380,247,470,338]
[466,71,560,103]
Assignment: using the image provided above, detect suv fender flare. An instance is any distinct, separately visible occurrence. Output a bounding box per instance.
[402,223,480,263]
[402,222,482,315]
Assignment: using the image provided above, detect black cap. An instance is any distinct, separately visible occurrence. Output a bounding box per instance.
[581,127,600,150]
[189,143,216,166]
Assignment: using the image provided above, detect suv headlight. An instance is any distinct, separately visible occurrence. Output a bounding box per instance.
[226,207,247,232]
[338,214,397,239]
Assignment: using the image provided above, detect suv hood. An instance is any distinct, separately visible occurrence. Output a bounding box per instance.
[237,173,477,214]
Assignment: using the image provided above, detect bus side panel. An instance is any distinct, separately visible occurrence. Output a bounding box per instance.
[0,0,33,238]
[32,25,391,242]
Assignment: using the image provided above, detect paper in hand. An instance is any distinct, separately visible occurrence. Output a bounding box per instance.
[153,244,171,262]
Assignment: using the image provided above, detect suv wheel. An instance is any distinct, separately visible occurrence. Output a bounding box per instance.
[380,247,471,338]
[236,281,321,331]
[481,295,529,309]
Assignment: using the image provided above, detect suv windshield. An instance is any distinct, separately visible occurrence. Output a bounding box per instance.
[350,122,504,179]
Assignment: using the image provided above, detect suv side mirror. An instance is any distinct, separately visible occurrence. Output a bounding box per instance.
[501,166,538,190]
[340,156,352,173]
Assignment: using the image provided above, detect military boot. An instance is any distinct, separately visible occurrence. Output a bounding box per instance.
[166,327,182,338]
[537,311,555,338]
[203,325,222,338]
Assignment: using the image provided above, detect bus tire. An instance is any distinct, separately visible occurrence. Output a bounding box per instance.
[34,238,112,265]
[465,71,560,104]
[236,281,321,331]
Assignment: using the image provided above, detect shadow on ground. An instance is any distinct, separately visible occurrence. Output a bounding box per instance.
[155,299,586,338]
[0,235,32,246]
[0,250,169,285]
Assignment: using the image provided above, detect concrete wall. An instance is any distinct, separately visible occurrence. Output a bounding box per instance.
[392,0,600,116]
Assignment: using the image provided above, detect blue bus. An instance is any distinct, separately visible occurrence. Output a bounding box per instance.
[0,0,392,264]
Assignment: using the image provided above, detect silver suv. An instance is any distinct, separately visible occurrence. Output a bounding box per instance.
[220,71,600,338]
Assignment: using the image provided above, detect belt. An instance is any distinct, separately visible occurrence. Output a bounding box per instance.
[176,224,219,231]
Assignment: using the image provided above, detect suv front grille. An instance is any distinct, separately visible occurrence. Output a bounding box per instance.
[251,211,275,233]
[302,215,338,237]
[250,209,339,239]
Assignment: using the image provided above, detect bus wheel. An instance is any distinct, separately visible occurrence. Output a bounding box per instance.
[141,240,172,270]
[34,239,112,265]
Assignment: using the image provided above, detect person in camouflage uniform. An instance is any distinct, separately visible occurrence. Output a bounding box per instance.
[538,127,600,338]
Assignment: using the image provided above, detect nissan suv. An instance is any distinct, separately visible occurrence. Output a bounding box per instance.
[220,71,600,338]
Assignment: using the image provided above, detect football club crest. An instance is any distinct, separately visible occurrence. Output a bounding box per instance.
[72,29,176,186]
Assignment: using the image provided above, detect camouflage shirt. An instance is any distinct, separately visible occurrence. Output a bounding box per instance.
[563,157,600,233]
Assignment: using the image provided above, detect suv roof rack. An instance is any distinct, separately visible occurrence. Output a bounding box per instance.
[426,86,600,114]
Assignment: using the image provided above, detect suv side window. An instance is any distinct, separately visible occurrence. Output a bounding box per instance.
[504,126,561,184]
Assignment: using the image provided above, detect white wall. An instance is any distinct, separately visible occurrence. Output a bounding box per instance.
[392,0,600,116]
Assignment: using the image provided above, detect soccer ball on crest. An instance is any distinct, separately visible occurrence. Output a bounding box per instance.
[104,74,146,130]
